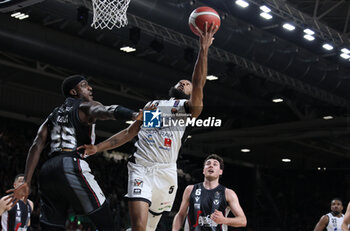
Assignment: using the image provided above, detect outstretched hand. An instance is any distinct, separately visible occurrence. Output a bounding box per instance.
[0,195,12,214]
[6,182,30,206]
[77,144,98,158]
[194,22,218,49]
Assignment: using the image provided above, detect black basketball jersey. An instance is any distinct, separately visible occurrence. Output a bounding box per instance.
[1,200,32,231]
[186,183,228,231]
[47,97,95,156]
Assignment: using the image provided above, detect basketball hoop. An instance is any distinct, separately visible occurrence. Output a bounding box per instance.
[91,0,131,30]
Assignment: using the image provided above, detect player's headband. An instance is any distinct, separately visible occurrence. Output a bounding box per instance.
[61,75,86,98]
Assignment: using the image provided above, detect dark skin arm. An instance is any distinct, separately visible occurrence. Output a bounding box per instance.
[342,202,350,231]
[7,120,48,204]
[79,101,139,124]
[78,120,142,157]
[187,22,218,118]
[313,215,329,231]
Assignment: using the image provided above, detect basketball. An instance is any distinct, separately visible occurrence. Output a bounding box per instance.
[188,7,221,36]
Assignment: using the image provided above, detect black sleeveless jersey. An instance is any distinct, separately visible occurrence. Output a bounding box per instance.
[1,200,32,231]
[186,183,228,231]
[47,97,95,156]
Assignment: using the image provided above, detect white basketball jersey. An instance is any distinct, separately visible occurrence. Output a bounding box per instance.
[326,213,344,231]
[134,99,189,164]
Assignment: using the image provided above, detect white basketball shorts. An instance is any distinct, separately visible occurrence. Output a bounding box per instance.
[125,161,178,214]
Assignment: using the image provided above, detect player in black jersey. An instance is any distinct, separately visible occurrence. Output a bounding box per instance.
[172,154,246,231]
[2,174,34,231]
[7,75,142,231]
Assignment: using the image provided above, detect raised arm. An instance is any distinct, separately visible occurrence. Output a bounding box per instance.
[342,203,350,231]
[78,120,142,157]
[7,120,48,204]
[211,188,247,227]
[187,22,218,118]
[172,185,193,231]
[313,215,328,231]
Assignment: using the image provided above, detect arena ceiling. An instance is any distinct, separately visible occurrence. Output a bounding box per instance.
[0,0,350,170]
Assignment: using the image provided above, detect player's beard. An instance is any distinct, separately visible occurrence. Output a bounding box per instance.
[332,211,340,216]
[168,87,190,99]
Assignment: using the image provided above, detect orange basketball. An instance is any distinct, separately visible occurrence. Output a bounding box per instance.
[188,6,221,36]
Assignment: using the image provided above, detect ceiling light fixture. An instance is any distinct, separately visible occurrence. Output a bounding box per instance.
[340,53,350,59]
[120,46,136,53]
[260,5,271,13]
[282,23,295,31]
[235,0,249,8]
[341,48,350,54]
[303,28,315,35]
[323,116,333,120]
[11,12,29,20]
[272,98,283,103]
[260,12,272,20]
[206,75,218,81]
[303,34,315,41]
[322,44,334,51]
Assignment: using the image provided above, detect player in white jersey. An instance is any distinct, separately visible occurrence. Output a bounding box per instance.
[127,22,218,231]
[313,198,344,231]
[79,22,218,231]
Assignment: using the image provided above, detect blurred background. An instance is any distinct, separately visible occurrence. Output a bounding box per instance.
[1,0,350,230]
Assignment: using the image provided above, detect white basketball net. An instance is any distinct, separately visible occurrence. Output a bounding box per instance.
[91,0,131,30]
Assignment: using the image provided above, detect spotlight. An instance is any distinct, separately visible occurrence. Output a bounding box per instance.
[260,5,271,13]
[340,53,350,59]
[272,98,283,103]
[303,34,315,41]
[282,23,295,31]
[303,28,315,35]
[260,12,272,20]
[77,6,89,25]
[206,75,218,81]
[11,12,29,20]
[120,46,136,53]
[322,43,333,51]
[341,48,350,54]
[235,0,249,8]
[323,116,333,120]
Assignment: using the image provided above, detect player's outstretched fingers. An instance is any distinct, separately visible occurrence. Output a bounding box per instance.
[194,26,203,37]
[211,25,219,35]
[204,21,208,35]
[77,145,84,151]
